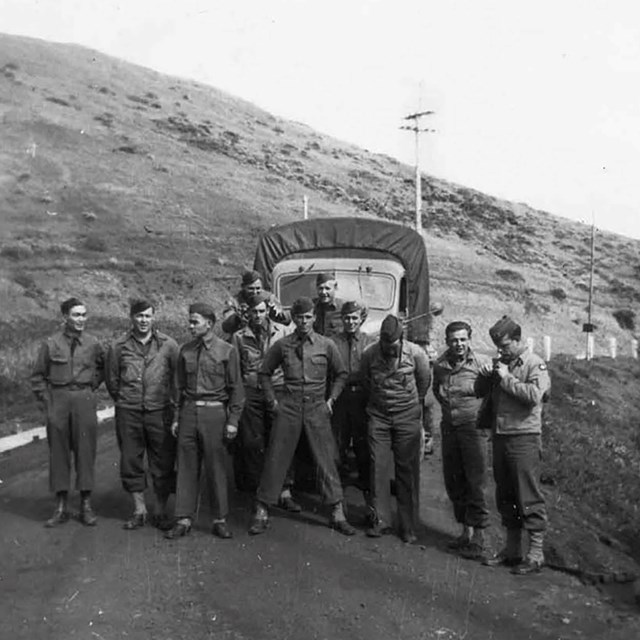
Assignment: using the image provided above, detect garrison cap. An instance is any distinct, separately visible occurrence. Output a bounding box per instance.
[291,297,314,315]
[241,270,262,286]
[489,315,521,342]
[341,300,365,316]
[380,314,403,343]
[315,272,336,286]
[60,297,84,315]
[130,298,154,316]
[189,302,216,323]
[246,291,271,308]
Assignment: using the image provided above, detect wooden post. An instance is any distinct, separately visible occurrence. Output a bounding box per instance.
[632,338,638,359]
[608,337,617,359]
[585,222,596,361]
[543,335,551,361]
[586,334,595,360]
[303,195,308,220]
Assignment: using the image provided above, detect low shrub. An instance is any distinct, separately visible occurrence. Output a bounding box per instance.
[495,268,525,283]
[612,308,636,331]
[550,287,567,302]
[82,235,108,252]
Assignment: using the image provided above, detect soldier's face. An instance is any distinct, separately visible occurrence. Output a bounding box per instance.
[293,311,315,335]
[132,307,154,336]
[494,335,521,362]
[248,302,268,328]
[446,329,470,359]
[65,305,87,333]
[243,279,263,297]
[316,281,337,303]
[342,311,362,334]
[380,339,401,358]
[189,313,212,339]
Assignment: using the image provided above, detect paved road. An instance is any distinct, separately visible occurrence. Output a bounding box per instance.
[1,424,638,640]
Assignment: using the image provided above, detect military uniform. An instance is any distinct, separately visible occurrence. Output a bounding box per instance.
[331,329,375,488]
[174,333,245,523]
[256,330,347,507]
[221,290,289,336]
[361,339,431,539]
[105,329,179,500]
[313,297,344,338]
[31,330,104,494]
[433,348,490,532]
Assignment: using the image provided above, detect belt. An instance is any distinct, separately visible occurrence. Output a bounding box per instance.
[53,384,92,391]
[346,384,363,393]
[193,400,223,407]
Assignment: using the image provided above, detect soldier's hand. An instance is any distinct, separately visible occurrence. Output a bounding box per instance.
[494,362,509,379]
[478,363,494,377]
[170,420,179,438]
[224,424,238,441]
[268,398,279,414]
[326,398,334,415]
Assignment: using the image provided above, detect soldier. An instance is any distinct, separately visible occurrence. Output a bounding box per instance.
[360,314,431,543]
[313,272,344,338]
[165,303,245,540]
[105,299,179,530]
[221,270,289,335]
[331,301,375,502]
[231,291,299,511]
[432,321,490,558]
[475,316,551,575]
[248,296,355,536]
[31,297,104,527]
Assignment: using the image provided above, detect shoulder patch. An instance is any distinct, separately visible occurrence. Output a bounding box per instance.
[538,363,547,370]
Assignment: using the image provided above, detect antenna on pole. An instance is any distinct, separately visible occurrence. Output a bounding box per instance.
[401,110,435,235]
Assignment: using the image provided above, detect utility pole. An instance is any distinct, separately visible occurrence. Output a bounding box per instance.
[401,110,435,234]
[583,221,596,361]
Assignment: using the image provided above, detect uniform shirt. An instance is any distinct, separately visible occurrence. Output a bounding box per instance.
[313,297,344,338]
[221,290,290,335]
[177,332,245,426]
[105,329,179,411]
[474,349,551,435]
[259,330,347,404]
[433,348,490,427]
[231,319,290,389]
[360,340,431,415]
[332,330,375,387]
[31,330,104,396]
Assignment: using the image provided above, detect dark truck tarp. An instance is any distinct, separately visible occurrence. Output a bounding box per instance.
[253,217,430,344]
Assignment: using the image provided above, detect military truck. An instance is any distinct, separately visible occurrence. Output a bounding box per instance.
[252,216,432,343]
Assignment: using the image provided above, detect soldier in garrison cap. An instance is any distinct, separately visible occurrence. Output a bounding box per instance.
[165,302,245,541]
[360,314,431,543]
[313,272,344,338]
[248,296,355,537]
[221,270,289,336]
[31,297,105,528]
[330,301,375,510]
[105,299,179,531]
[475,316,551,575]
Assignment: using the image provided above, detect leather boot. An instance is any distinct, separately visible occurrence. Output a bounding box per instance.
[511,530,544,575]
[329,502,355,536]
[79,495,98,527]
[483,528,522,567]
[45,493,70,528]
[448,524,473,549]
[248,502,270,536]
[460,527,486,560]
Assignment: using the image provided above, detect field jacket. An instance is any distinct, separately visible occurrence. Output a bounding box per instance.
[474,350,550,435]
[105,330,179,411]
[433,349,490,427]
[31,330,104,396]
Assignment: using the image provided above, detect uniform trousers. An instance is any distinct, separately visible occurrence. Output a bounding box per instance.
[115,407,176,497]
[369,405,422,535]
[256,393,343,507]
[174,402,229,521]
[441,421,489,528]
[331,387,369,489]
[492,433,547,531]
[46,387,98,493]
[235,387,293,493]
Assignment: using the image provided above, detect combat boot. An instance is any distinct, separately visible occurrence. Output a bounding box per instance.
[329,502,355,536]
[483,528,522,567]
[45,492,70,528]
[447,524,473,550]
[511,530,544,575]
[460,527,486,560]
[79,495,98,527]
[248,501,270,536]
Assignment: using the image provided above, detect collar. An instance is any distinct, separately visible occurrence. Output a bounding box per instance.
[295,330,316,344]
[64,329,83,344]
[200,331,217,350]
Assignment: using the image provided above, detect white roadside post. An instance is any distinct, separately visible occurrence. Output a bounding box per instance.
[586,334,595,360]
[608,337,617,359]
[632,339,639,359]
[543,336,551,361]
[526,337,535,353]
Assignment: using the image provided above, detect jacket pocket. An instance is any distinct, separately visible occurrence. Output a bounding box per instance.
[48,355,70,385]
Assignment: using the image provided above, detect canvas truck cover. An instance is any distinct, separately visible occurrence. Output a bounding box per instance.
[253,217,430,344]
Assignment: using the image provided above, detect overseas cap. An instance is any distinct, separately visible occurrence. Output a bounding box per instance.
[291,297,314,315]
[60,297,84,315]
[241,270,262,286]
[130,298,154,316]
[341,300,365,316]
[246,291,271,308]
[489,315,520,342]
[189,302,216,323]
[380,314,403,343]
[315,272,335,286]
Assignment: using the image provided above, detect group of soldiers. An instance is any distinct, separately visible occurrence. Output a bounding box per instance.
[31,269,551,576]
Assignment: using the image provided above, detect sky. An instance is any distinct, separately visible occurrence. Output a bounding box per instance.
[4,0,640,239]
